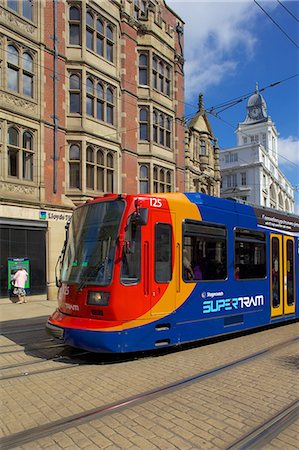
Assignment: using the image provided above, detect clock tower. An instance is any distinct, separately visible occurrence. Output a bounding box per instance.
[236,83,279,164]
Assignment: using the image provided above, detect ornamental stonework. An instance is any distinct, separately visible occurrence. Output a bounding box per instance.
[0,8,36,35]
[0,91,37,114]
[0,182,35,195]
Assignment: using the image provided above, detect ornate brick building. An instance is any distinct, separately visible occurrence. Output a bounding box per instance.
[0,0,184,299]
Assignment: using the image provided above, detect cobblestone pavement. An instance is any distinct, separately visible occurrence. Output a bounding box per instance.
[0,299,298,449]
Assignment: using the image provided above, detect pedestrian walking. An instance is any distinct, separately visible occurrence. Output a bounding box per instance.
[12,267,28,304]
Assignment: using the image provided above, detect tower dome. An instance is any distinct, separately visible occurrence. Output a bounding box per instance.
[245,83,267,122]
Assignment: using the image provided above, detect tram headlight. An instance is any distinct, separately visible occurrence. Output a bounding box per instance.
[87,291,110,306]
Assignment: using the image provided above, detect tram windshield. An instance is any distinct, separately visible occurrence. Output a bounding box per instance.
[60,200,125,286]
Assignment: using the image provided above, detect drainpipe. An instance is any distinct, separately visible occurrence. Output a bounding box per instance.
[52,0,59,194]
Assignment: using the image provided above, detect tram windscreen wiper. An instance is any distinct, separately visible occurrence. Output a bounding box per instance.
[77,262,103,291]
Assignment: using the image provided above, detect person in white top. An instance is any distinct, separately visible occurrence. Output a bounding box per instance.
[13,267,28,304]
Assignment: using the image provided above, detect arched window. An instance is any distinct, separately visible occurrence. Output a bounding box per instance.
[22,131,33,180]
[139,165,149,193]
[107,152,114,192]
[86,78,94,116]
[139,53,148,85]
[86,11,94,50]
[7,45,19,93]
[96,83,104,120]
[7,127,34,180]
[69,74,81,113]
[96,19,104,56]
[86,146,94,189]
[106,25,114,62]
[139,108,149,141]
[106,87,114,124]
[96,149,104,191]
[69,144,81,188]
[69,6,81,45]
[22,52,33,97]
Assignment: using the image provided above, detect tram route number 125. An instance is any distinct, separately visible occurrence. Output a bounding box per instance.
[149,197,163,208]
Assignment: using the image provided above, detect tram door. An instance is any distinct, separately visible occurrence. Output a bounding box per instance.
[149,207,176,316]
[270,234,296,317]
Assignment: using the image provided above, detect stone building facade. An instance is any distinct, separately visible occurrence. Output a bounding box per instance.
[0,0,184,300]
[185,94,221,196]
[220,86,294,212]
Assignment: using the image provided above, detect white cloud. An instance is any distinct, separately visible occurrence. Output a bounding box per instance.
[278,136,299,167]
[167,1,259,100]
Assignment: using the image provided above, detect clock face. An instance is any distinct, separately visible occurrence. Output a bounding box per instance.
[250,107,260,118]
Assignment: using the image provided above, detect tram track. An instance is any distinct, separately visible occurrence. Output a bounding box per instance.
[226,399,299,450]
[0,335,297,450]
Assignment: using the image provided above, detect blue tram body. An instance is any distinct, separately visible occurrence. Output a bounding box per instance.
[47,193,298,353]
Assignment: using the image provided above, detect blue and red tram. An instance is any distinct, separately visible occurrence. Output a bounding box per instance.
[47,193,299,353]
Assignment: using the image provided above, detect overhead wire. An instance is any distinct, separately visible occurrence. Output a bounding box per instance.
[276,0,299,23]
[253,0,299,50]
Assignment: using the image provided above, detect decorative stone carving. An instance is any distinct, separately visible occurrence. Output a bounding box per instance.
[0,8,36,35]
[0,181,35,195]
[0,91,37,113]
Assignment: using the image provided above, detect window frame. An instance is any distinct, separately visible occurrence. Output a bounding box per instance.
[234,228,267,280]
[7,125,34,181]
[7,44,35,99]
[183,220,228,282]
[154,223,172,283]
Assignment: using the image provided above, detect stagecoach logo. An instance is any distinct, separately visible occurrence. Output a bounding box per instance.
[202,294,264,314]
[65,303,79,312]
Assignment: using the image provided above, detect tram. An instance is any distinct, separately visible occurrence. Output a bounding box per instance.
[47,193,298,353]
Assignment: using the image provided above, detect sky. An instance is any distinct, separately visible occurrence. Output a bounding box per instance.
[167,0,299,213]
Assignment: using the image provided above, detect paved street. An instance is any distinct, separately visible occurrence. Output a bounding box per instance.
[0,298,298,449]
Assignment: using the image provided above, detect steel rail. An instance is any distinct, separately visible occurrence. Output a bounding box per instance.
[226,399,299,449]
[0,335,297,450]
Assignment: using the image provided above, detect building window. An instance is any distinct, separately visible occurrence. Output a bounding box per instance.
[7,126,34,181]
[139,53,148,85]
[69,144,114,192]
[226,174,237,188]
[229,153,238,162]
[85,9,114,62]
[153,166,172,193]
[7,0,33,21]
[225,154,229,163]
[152,55,171,97]
[69,6,81,45]
[139,107,149,141]
[243,137,247,144]
[106,25,114,62]
[69,144,81,188]
[200,140,206,155]
[139,164,149,193]
[106,87,114,124]
[7,44,34,98]
[241,172,246,186]
[69,74,81,113]
[153,109,172,149]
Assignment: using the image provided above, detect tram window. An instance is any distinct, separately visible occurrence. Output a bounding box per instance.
[120,220,141,285]
[154,223,172,283]
[286,240,294,306]
[234,228,266,279]
[183,220,227,282]
[271,237,280,308]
